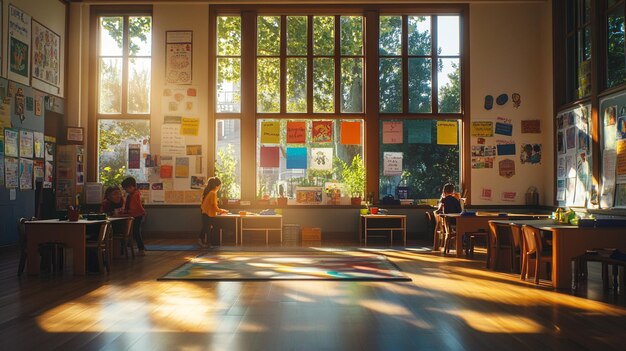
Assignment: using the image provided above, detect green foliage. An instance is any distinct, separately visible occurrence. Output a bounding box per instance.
[439,62,461,113]
[97,120,150,184]
[101,16,151,56]
[340,154,366,198]
[607,16,626,88]
[100,166,126,187]
[215,145,240,199]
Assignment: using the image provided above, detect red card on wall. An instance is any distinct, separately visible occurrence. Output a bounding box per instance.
[260,146,280,168]
[287,121,306,144]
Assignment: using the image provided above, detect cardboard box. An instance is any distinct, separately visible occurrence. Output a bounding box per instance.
[301,227,321,241]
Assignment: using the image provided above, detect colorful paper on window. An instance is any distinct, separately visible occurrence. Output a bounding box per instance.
[310,148,333,171]
[340,121,361,145]
[382,121,403,144]
[312,121,333,143]
[406,120,431,144]
[287,121,306,144]
[286,147,307,169]
[260,146,280,168]
[261,121,281,144]
[436,121,457,145]
[383,152,403,176]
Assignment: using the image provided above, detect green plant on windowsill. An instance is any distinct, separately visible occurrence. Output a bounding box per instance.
[100,166,126,187]
[215,145,239,202]
[340,154,365,205]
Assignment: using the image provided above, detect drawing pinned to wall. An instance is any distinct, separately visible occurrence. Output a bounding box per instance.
[44,160,53,188]
[8,5,32,86]
[498,159,515,178]
[310,148,333,171]
[128,144,141,169]
[471,145,496,157]
[161,124,185,155]
[382,121,403,144]
[19,158,33,190]
[190,175,205,189]
[520,144,541,164]
[195,156,202,174]
[162,87,198,114]
[601,149,616,208]
[616,140,626,183]
[501,191,516,202]
[494,121,512,136]
[186,145,202,155]
[470,121,493,137]
[15,88,25,122]
[557,157,566,178]
[512,93,521,108]
[480,188,492,201]
[566,177,576,204]
[577,129,590,153]
[471,157,494,169]
[476,137,486,145]
[566,126,576,149]
[605,105,617,126]
[617,116,626,140]
[556,179,566,201]
[151,183,165,203]
[287,121,306,144]
[383,152,403,176]
[166,43,192,85]
[31,20,61,95]
[340,121,361,145]
[496,141,516,156]
[33,131,44,158]
[19,130,33,158]
[312,121,333,143]
[615,184,626,207]
[557,131,565,154]
[496,94,508,106]
[175,157,189,178]
[484,95,493,110]
[5,157,18,188]
[160,156,173,178]
[180,117,199,136]
[521,120,541,133]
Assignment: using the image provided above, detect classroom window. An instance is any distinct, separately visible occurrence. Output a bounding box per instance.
[606,0,626,88]
[96,12,152,186]
[216,16,242,113]
[564,0,591,101]
[215,119,242,199]
[378,15,461,114]
[256,119,364,204]
[97,120,150,185]
[379,119,460,202]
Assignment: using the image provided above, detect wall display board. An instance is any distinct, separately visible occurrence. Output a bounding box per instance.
[599,91,626,208]
[555,104,593,208]
[31,20,61,95]
[8,5,32,86]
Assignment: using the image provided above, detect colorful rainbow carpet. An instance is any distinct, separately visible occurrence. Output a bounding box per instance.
[159,252,411,281]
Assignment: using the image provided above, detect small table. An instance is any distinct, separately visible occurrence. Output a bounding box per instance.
[239,214,283,246]
[25,218,126,275]
[359,214,407,247]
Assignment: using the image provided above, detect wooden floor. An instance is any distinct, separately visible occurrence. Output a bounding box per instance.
[1,239,625,351]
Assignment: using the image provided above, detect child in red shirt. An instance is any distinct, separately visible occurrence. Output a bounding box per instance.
[121,177,146,256]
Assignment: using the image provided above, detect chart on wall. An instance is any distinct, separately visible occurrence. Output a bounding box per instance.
[31,20,61,96]
[8,5,32,86]
[599,91,626,208]
[554,104,593,208]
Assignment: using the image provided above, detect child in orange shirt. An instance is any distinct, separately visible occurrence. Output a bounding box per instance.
[199,177,228,248]
[121,177,146,256]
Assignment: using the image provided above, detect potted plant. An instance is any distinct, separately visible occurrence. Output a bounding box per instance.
[341,154,366,205]
[215,145,239,204]
[277,184,288,206]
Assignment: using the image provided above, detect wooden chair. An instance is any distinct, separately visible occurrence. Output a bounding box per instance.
[17,218,29,276]
[442,216,457,254]
[488,222,517,272]
[467,230,488,259]
[573,251,626,292]
[427,211,443,251]
[520,225,552,284]
[86,221,112,274]
[110,217,135,259]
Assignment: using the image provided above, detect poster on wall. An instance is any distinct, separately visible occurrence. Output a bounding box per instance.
[33,131,44,158]
[19,158,33,190]
[165,31,193,85]
[162,87,198,115]
[5,157,19,188]
[8,5,31,86]
[19,130,34,158]
[4,129,19,157]
[0,155,4,187]
[31,20,61,95]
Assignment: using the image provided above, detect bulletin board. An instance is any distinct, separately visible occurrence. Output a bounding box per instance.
[554,104,593,208]
[599,91,626,208]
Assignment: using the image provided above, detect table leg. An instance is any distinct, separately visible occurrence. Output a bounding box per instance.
[403,217,407,247]
[364,218,368,246]
[456,222,464,258]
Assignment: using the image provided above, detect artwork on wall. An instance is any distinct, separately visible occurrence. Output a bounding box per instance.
[8,5,32,86]
[165,31,193,85]
[31,20,61,96]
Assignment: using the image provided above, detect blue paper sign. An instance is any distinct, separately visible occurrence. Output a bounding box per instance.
[494,122,513,136]
[406,120,432,144]
[497,144,516,156]
[286,147,307,169]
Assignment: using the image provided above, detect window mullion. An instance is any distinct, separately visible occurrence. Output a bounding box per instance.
[335,15,341,114]
[432,16,438,115]
[280,15,287,114]
[402,15,409,114]
[307,15,314,114]
[122,15,129,116]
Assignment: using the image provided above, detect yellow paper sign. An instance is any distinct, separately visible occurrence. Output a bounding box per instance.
[617,140,626,176]
[437,121,458,145]
[261,121,280,144]
[471,121,493,137]
[180,117,199,136]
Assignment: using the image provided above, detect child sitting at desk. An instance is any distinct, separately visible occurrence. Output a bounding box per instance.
[199,177,229,248]
[100,185,125,216]
[437,183,462,214]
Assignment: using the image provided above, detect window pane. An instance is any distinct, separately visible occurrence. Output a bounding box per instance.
[578,27,592,62]
[566,35,577,101]
[129,16,152,56]
[256,119,364,204]
[98,119,150,185]
[217,58,241,113]
[408,16,431,56]
[582,0,591,24]
[607,7,626,88]
[257,16,281,56]
[99,58,122,114]
[379,119,460,201]
[314,16,334,55]
[577,28,591,98]
[257,58,280,113]
[409,58,432,113]
[217,16,241,56]
[379,16,402,56]
[566,0,575,33]
[379,58,402,113]
[286,58,307,113]
[216,119,241,199]
[341,58,363,113]
[437,16,460,56]
[99,17,123,56]
[313,58,334,113]
[341,16,363,56]
[287,16,308,56]
[128,58,151,114]
[438,58,461,113]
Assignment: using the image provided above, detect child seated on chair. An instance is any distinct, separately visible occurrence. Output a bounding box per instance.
[100,185,125,216]
[436,183,462,214]
[199,177,229,248]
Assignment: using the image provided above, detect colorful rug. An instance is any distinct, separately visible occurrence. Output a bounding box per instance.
[159,252,411,281]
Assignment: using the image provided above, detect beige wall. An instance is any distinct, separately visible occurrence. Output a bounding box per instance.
[1,0,66,96]
[469,2,553,205]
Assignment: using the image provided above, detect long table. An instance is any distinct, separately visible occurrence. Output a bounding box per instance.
[214,214,283,246]
[25,218,126,275]
[440,212,548,257]
[489,219,626,289]
[359,214,407,247]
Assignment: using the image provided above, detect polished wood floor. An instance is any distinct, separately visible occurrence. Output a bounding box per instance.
[1,239,625,351]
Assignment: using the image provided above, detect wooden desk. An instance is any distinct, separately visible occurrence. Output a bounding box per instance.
[359,214,407,247]
[239,214,283,246]
[490,219,626,289]
[441,213,548,258]
[25,218,125,276]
